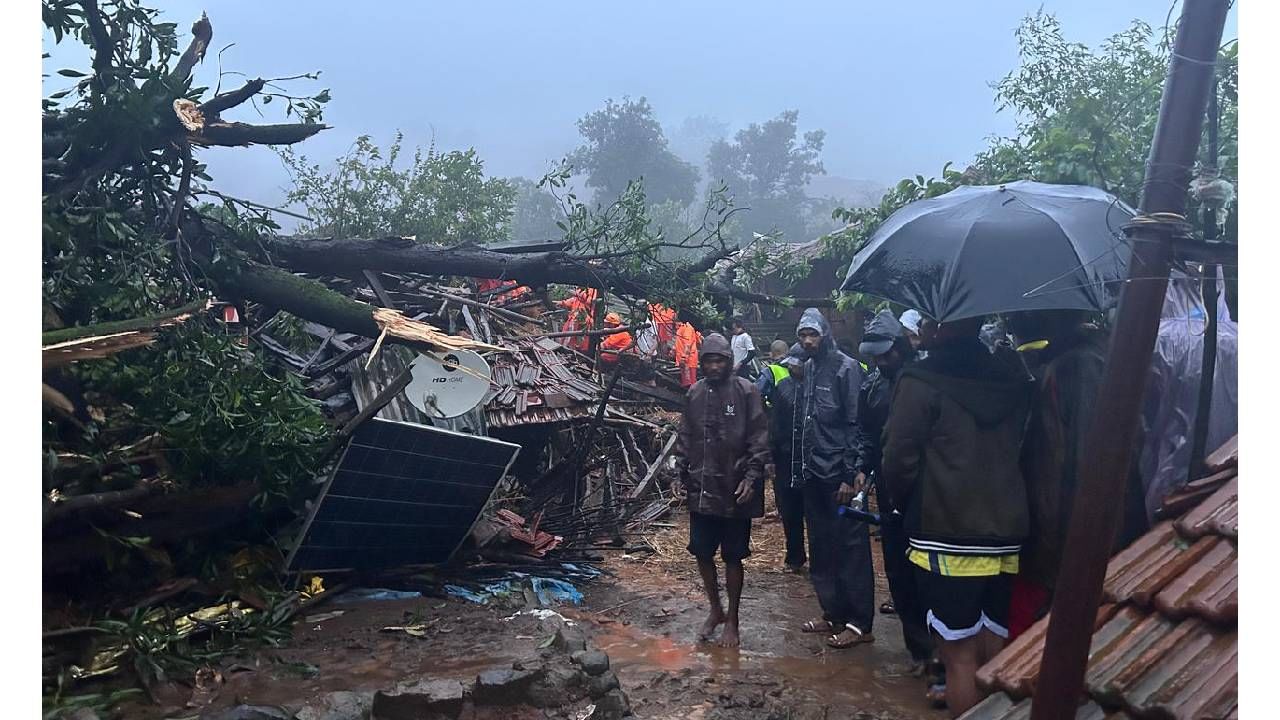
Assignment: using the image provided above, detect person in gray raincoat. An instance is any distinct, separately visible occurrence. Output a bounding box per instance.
[793,308,876,649]
[674,333,771,648]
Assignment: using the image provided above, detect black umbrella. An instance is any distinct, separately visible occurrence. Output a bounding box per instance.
[840,181,1135,321]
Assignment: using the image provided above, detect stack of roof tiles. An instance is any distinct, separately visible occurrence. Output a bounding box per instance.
[484,337,604,428]
[963,436,1238,720]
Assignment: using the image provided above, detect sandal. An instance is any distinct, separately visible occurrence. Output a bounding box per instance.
[926,683,947,709]
[801,619,836,634]
[879,601,896,615]
[826,624,875,649]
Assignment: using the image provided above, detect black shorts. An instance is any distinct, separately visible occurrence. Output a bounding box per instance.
[687,512,752,563]
[914,566,1013,640]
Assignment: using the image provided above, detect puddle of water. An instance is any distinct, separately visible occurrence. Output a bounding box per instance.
[587,616,932,715]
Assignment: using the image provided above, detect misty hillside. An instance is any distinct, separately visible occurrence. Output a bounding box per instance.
[805,175,886,209]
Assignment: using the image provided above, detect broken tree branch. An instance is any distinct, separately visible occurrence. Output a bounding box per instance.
[191,121,329,147]
[200,77,266,116]
[41,299,209,347]
[531,324,647,340]
[163,141,194,238]
[171,13,213,83]
[409,286,539,326]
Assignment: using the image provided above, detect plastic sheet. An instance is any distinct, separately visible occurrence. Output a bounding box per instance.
[1138,267,1238,519]
[331,588,423,604]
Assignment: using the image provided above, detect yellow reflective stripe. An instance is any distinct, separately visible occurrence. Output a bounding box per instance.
[1017,339,1050,353]
[907,549,1019,577]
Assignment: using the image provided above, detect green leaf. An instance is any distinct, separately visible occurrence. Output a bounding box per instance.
[57,68,87,77]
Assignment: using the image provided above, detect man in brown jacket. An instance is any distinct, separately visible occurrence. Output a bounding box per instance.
[674,333,771,648]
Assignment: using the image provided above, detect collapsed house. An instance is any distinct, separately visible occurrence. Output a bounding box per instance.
[240,266,688,567]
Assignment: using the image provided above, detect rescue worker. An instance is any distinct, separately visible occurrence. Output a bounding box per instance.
[771,345,808,572]
[649,303,678,358]
[854,311,932,671]
[880,316,1032,717]
[557,287,599,353]
[598,312,633,370]
[755,339,793,404]
[794,308,876,650]
[475,277,530,305]
[673,333,771,648]
[674,322,702,388]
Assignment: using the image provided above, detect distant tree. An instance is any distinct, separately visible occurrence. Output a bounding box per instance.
[667,115,729,173]
[706,110,827,244]
[281,132,517,244]
[507,176,567,244]
[570,96,700,207]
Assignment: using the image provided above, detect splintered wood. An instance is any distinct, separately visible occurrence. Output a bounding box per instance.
[365,306,506,368]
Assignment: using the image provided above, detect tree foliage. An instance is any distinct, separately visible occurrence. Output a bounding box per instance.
[570,96,700,207]
[824,11,1239,275]
[707,110,827,245]
[281,133,517,244]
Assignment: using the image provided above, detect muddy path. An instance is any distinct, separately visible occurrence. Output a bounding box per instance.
[564,512,938,719]
[114,502,939,719]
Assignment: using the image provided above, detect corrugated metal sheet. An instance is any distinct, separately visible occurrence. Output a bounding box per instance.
[963,437,1238,720]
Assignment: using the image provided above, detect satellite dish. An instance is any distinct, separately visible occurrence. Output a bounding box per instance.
[405,350,492,419]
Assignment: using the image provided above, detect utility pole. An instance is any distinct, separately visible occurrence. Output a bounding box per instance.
[1029,2,1231,718]
[1186,71,1223,485]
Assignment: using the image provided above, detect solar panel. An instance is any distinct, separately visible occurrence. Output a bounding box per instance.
[286,418,520,573]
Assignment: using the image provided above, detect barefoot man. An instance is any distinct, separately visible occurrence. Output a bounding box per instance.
[673,332,771,647]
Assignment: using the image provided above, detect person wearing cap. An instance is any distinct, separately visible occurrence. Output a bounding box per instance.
[793,308,876,650]
[673,333,771,648]
[598,312,633,369]
[899,309,929,360]
[770,344,809,572]
[755,339,794,404]
[855,311,933,674]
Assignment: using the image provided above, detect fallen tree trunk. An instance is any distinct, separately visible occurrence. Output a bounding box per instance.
[269,235,651,296]
[268,235,834,308]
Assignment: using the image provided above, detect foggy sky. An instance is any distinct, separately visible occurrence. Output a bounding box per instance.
[42,1,1238,217]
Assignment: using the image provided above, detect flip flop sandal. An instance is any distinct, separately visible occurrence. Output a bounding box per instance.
[926,683,947,709]
[879,601,896,615]
[801,619,836,633]
[826,624,874,649]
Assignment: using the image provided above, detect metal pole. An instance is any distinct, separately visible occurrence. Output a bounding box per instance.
[1187,74,1222,485]
[1029,2,1230,718]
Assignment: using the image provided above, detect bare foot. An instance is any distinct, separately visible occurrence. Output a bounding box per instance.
[698,609,726,641]
[719,620,741,648]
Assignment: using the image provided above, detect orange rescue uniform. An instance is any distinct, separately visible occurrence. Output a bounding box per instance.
[673,322,702,387]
